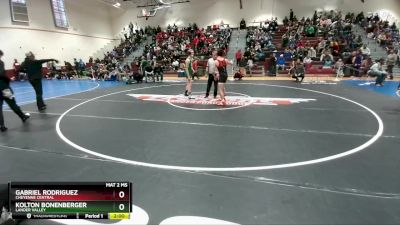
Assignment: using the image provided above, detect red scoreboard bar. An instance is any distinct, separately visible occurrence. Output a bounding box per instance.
[8,182,132,220]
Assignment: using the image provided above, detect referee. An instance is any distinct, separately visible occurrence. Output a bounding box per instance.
[20,52,58,111]
[205,50,218,98]
[0,50,30,132]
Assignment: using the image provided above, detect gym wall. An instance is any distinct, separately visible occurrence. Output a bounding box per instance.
[0,0,115,69]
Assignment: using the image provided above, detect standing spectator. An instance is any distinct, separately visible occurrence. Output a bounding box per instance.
[247,58,254,75]
[269,53,277,76]
[290,9,294,22]
[386,50,398,80]
[235,49,242,66]
[20,52,58,111]
[335,58,344,77]
[73,58,79,73]
[352,50,363,77]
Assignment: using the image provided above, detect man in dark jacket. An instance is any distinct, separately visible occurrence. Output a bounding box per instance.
[0,50,30,132]
[20,52,58,111]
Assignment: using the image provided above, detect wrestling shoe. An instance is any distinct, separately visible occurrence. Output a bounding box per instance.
[22,113,30,123]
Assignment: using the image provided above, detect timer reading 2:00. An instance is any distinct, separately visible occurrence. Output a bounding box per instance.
[109,213,130,220]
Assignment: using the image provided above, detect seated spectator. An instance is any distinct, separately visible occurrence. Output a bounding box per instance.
[397,50,400,66]
[360,44,371,57]
[367,32,374,39]
[105,69,118,81]
[303,55,313,70]
[317,40,326,53]
[321,54,334,68]
[377,33,387,46]
[277,54,286,71]
[306,25,316,37]
[258,51,266,61]
[283,49,293,61]
[331,40,340,56]
[320,51,333,63]
[361,56,373,75]
[172,59,179,71]
[266,41,275,51]
[308,47,317,59]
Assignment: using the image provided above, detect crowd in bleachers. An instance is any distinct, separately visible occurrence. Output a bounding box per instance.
[40,22,148,81]
[361,13,400,76]
[242,9,399,81]
[126,23,232,83]
[28,22,232,84]
[244,10,364,77]
[12,10,398,84]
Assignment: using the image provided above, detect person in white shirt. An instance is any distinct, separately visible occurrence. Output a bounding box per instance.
[247,58,254,75]
[205,51,218,98]
[360,44,371,57]
[308,47,317,58]
[334,59,344,77]
[368,58,387,86]
[172,60,179,71]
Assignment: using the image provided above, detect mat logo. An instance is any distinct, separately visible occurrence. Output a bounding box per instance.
[127,94,316,106]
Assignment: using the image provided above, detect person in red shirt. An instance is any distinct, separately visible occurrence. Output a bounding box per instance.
[331,41,340,56]
[193,37,200,53]
[235,49,242,66]
[200,34,206,42]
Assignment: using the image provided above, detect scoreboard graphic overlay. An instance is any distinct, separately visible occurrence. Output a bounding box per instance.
[8,182,132,220]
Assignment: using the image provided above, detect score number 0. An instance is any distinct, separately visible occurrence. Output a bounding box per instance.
[118,191,126,211]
